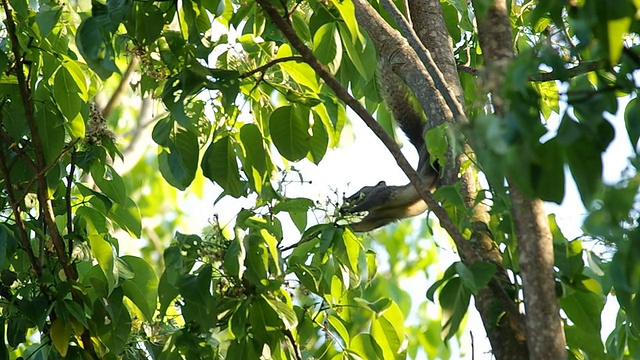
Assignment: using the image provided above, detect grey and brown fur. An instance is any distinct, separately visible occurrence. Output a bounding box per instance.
[340,57,439,232]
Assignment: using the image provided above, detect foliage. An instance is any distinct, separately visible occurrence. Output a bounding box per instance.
[0,0,640,359]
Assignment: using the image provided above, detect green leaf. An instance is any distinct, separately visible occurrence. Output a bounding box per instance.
[158,126,199,190]
[560,288,603,335]
[532,139,565,203]
[62,299,89,328]
[625,97,640,150]
[35,105,65,165]
[354,297,392,316]
[371,301,405,359]
[332,0,362,44]
[239,123,269,192]
[53,66,82,121]
[338,23,367,79]
[313,22,342,73]
[92,288,131,355]
[263,294,298,330]
[439,277,471,341]
[277,45,320,91]
[109,197,142,238]
[350,333,384,360]
[291,12,311,42]
[224,236,246,279]
[328,315,350,344]
[333,228,361,276]
[243,234,269,285]
[308,112,329,164]
[366,250,377,284]
[120,255,159,320]
[50,317,72,357]
[566,325,605,358]
[76,206,109,234]
[127,2,165,45]
[249,297,281,342]
[471,261,497,290]
[269,105,310,161]
[534,81,560,120]
[7,317,27,347]
[565,134,604,206]
[89,234,117,294]
[36,5,62,37]
[76,17,115,79]
[607,16,631,64]
[92,163,127,206]
[426,263,459,302]
[201,135,243,197]
[228,301,249,340]
[554,237,584,280]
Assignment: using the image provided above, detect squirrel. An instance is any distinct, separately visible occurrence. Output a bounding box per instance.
[340,56,440,232]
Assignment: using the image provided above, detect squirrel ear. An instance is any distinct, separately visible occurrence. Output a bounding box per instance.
[376,181,386,186]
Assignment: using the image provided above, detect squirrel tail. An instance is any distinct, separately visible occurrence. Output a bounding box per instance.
[377,56,435,177]
[376,57,427,152]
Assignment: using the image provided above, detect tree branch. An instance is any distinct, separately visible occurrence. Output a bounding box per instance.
[472,0,566,358]
[240,55,304,79]
[255,0,475,262]
[2,3,98,358]
[0,144,42,278]
[378,0,467,124]
[103,56,139,118]
[354,0,527,355]
[531,60,602,81]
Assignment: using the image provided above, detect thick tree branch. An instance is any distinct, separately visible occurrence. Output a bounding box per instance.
[472,0,567,358]
[408,0,463,105]
[378,0,466,124]
[366,0,528,355]
[255,0,475,262]
[2,3,98,358]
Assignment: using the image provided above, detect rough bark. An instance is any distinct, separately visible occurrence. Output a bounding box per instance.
[472,0,567,358]
[354,0,529,358]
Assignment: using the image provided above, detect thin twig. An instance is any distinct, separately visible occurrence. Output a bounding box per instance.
[0,145,42,277]
[16,140,79,206]
[66,148,76,258]
[530,60,601,82]
[240,56,304,79]
[103,56,139,118]
[283,329,302,360]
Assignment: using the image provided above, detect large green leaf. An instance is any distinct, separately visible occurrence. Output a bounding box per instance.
[35,105,65,165]
[439,277,471,342]
[92,163,127,206]
[157,126,199,190]
[76,17,115,79]
[53,66,82,121]
[263,294,298,331]
[89,234,117,294]
[109,197,142,238]
[120,256,159,321]
[91,288,131,355]
[201,135,243,197]
[312,22,342,73]
[350,333,384,360]
[269,105,310,161]
[371,301,405,360]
